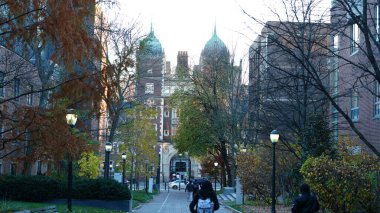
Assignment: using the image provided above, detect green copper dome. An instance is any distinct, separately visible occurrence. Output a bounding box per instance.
[139,27,163,56]
[201,26,229,62]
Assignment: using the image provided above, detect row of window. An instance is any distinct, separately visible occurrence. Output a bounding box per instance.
[346,82,380,122]
[163,125,177,136]
[0,72,34,105]
[0,161,44,176]
[146,83,192,95]
[164,108,178,118]
[349,5,380,54]
[332,30,380,121]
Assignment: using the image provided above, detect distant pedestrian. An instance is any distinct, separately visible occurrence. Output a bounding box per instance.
[291,183,320,213]
[185,181,194,201]
[189,180,219,213]
[192,182,199,198]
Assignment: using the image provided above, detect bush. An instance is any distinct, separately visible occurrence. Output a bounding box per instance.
[72,178,131,200]
[300,138,380,213]
[0,176,131,202]
[0,176,62,202]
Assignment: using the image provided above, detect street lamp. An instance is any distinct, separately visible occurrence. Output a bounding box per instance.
[270,130,279,213]
[104,142,112,179]
[122,153,127,184]
[65,108,77,212]
[178,153,182,191]
[214,162,218,192]
[145,159,149,193]
[242,145,247,153]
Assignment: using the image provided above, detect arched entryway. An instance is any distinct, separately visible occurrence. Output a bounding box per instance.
[169,153,191,181]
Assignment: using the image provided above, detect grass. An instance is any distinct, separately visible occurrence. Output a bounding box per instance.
[224,201,242,211]
[1,191,157,213]
[131,189,157,208]
[0,200,125,213]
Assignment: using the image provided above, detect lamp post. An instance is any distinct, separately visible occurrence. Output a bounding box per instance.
[65,109,77,212]
[104,142,112,178]
[122,153,127,184]
[214,162,218,192]
[270,130,279,213]
[145,159,149,193]
[129,148,136,192]
[178,153,182,191]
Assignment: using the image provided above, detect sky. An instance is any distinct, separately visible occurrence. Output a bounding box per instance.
[108,0,330,80]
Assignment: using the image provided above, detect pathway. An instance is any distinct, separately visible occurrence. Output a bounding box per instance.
[135,190,233,213]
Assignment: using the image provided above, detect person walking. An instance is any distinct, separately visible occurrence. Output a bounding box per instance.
[185,181,194,201]
[291,183,320,213]
[189,180,219,213]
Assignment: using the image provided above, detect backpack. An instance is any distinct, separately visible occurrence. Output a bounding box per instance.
[197,197,214,213]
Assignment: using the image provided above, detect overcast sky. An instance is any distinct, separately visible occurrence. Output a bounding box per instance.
[108,0,330,80]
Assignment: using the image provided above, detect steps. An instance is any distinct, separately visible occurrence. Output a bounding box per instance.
[218,192,236,202]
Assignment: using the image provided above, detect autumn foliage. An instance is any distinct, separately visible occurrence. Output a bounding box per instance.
[236,142,299,204]
[300,138,380,213]
[2,0,101,71]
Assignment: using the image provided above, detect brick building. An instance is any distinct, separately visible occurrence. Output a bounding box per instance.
[330,0,380,154]
[0,46,42,175]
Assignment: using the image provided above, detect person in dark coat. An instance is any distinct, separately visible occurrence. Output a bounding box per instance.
[185,181,194,201]
[189,180,219,213]
[291,183,320,213]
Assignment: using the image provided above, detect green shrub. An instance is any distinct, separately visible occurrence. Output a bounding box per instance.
[300,138,380,213]
[0,176,62,202]
[0,176,130,202]
[72,178,131,200]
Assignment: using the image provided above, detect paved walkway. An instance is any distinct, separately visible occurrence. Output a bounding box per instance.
[135,190,233,213]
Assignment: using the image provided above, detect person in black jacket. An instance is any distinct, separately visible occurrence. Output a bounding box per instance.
[291,183,320,213]
[189,180,219,213]
[185,181,194,201]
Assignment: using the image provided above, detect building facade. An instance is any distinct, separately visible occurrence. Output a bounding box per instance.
[0,46,42,175]
[135,27,200,182]
[330,0,380,154]
[248,21,330,152]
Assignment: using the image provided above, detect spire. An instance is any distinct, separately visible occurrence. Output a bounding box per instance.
[150,21,154,33]
[213,19,217,36]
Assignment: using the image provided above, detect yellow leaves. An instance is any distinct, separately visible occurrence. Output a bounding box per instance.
[78,152,102,179]
[300,138,380,212]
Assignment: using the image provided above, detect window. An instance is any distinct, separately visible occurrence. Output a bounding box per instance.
[164,130,169,136]
[145,83,154,94]
[351,24,359,54]
[0,120,2,139]
[376,4,380,41]
[333,34,339,51]
[171,125,177,136]
[331,69,339,96]
[0,71,4,97]
[24,129,31,154]
[163,86,170,96]
[14,78,20,101]
[37,160,42,175]
[331,34,339,96]
[164,110,169,117]
[172,108,178,118]
[331,96,339,141]
[26,85,33,105]
[10,163,16,175]
[350,89,359,121]
[375,81,380,117]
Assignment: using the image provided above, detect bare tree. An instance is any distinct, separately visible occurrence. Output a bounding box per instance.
[95,17,143,149]
[244,0,380,158]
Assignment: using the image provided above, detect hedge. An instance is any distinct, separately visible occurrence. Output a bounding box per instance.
[0,176,130,202]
